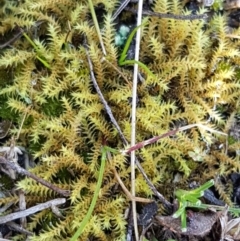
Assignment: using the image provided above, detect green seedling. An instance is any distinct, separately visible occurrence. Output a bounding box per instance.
[70,146,118,241]
[173,179,214,232]
[118,19,154,76]
[88,0,153,76]
[173,179,240,232]
[175,179,214,205]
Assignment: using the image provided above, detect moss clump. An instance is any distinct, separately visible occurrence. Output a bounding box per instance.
[0,0,240,240]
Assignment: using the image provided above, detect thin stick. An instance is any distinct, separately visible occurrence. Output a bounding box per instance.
[85,48,128,144]
[16,105,31,140]
[122,123,228,154]
[0,31,23,49]
[0,21,45,49]
[226,34,240,39]
[136,160,172,211]
[1,24,28,49]
[112,0,131,21]
[112,166,152,203]
[107,151,152,203]
[0,157,70,197]
[0,198,66,224]
[7,221,33,236]
[131,1,144,239]
[122,129,178,154]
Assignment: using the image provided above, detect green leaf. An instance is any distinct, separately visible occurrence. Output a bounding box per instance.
[118,19,154,76]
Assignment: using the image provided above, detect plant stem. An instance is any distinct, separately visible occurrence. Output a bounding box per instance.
[70,146,107,241]
[87,0,106,55]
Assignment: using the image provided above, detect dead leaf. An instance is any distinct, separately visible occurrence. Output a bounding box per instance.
[155,210,220,237]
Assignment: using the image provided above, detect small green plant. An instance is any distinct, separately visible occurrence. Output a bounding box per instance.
[118,19,154,76]
[173,179,240,232]
[173,179,214,232]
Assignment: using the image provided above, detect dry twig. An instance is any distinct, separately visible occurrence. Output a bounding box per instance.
[0,156,70,197]
[131,0,144,239]
[0,198,66,224]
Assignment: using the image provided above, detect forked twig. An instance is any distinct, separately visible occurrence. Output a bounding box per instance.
[0,156,70,197]
[0,198,66,224]
[107,152,152,203]
[112,165,152,203]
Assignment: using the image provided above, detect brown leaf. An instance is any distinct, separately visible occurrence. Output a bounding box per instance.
[155,210,220,237]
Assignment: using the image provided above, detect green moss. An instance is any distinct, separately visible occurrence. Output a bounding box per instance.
[228,135,238,145]
[0,97,18,120]
[0,0,240,240]
[212,0,224,11]
[0,174,14,190]
[41,98,64,117]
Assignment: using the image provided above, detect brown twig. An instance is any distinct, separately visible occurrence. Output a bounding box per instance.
[0,30,23,49]
[108,152,152,203]
[85,47,128,144]
[101,57,131,86]
[0,156,70,197]
[0,198,66,224]
[7,222,33,236]
[135,160,172,211]
[112,166,152,203]
[122,129,178,155]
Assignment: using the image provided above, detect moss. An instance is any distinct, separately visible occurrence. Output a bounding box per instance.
[0,0,240,240]
[0,173,14,190]
[41,98,64,117]
[212,0,224,11]
[0,97,18,121]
